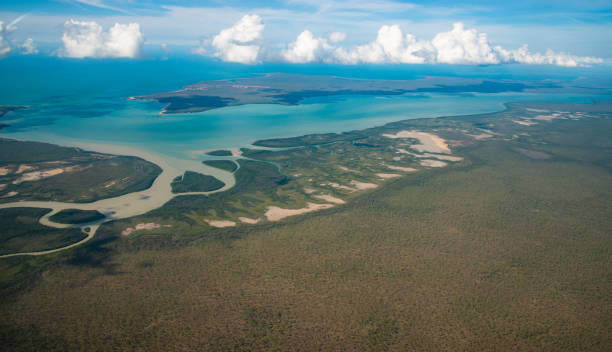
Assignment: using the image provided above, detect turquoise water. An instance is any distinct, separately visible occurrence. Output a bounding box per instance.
[1,56,611,160]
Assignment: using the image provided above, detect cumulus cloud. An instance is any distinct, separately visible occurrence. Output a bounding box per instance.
[19,38,38,55]
[282,30,333,63]
[283,22,602,67]
[209,14,264,64]
[60,19,144,58]
[0,21,12,58]
[0,17,24,58]
[329,32,346,43]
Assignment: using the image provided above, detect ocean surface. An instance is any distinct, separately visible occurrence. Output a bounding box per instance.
[1,55,611,161]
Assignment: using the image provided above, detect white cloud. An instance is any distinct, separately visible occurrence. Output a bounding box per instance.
[19,38,38,55]
[60,19,144,58]
[209,14,264,64]
[0,21,12,58]
[283,22,602,67]
[0,17,23,59]
[432,22,498,64]
[282,30,333,63]
[329,32,346,43]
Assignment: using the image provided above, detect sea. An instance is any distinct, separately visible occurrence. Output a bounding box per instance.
[1,52,611,161]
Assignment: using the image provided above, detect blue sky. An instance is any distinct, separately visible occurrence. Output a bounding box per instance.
[0,0,610,64]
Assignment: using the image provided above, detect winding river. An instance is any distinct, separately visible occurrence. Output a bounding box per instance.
[0,142,237,258]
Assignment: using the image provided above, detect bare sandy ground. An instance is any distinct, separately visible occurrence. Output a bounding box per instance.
[0,167,9,176]
[350,180,378,190]
[512,120,538,126]
[376,173,401,180]
[122,222,166,236]
[417,153,463,162]
[205,219,237,228]
[383,164,418,172]
[467,133,493,140]
[338,166,360,173]
[420,159,447,168]
[16,164,34,174]
[238,217,261,224]
[314,194,345,204]
[534,113,561,121]
[2,191,18,198]
[383,130,451,154]
[326,182,356,192]
[526,108,550,113]
[265,202,334,222]
[303,188,316,194]
[13,168,65,184]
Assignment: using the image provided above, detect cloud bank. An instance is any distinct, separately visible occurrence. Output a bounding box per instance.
[208,14,264,64]
[60,19,144,58]
[19,38,38,55]
[283,22,602,67]
[0,21,13,58]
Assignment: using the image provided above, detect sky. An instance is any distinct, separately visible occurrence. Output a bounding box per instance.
[0,0,610,66]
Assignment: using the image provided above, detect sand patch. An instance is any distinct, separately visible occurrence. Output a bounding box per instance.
[338,166,360,173]
[513,120,538,126]
[467,133,493,140]
[13,168,64,184]
[376,173,401,180]
[526,108,549,113]
[0,184,5,190]
[383,130,450,154]
[238,217,260,224]
[16,164,35,174]
[205,219,237,228]
[416,153,463,162]
[392,156,401,161]
[104,180,117,188]
[265,202,334,222]
[304,188,317,194]
[314,194,345,204]
[534,113,561,121]
[420,159,447,168]
[2,191,18,198]
[350,180,378,190]
[0,167,9,176]
[121,222,167,236]
[383,164,418,172]
[326,182,355,192]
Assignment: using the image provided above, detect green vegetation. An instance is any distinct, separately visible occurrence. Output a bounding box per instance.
[49,209,106,225]
[0,138,162,203]
[0,208,86,256]
[0,102,611,350]
[202,159,238,172]
[205,149,232,156]
[171,171,225,193]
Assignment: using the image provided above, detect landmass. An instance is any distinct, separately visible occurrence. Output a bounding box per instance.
[202,160,238,173]
[49,209,106,225]
[132,73,544,114]
[0,138,162,203]
[0,100,610,350]
[171,171,226,193]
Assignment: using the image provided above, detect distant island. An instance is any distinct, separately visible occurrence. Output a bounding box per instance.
[131,73,533,114]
